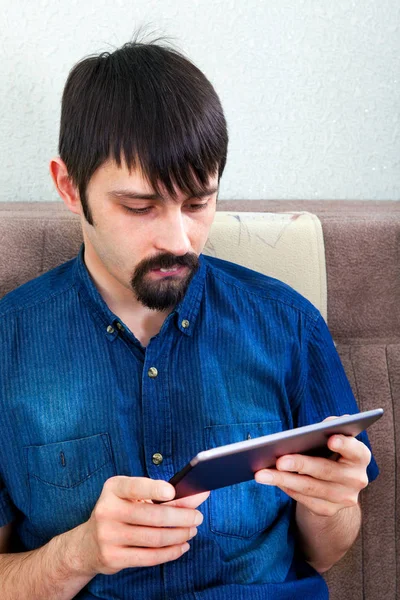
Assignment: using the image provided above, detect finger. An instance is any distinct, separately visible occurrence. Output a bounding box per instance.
[275,453,345,483]
[104,521,198,548]
[275,453,369,491]
[105,542,191,571]
[255,469,349,504]
[106,476,175,502]
[166,491,210,509]
[113,499,204,528]
[327,435,372,466]
[322,414,350,422]
[279,487,346,517]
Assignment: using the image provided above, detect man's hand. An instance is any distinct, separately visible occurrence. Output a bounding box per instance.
[255,419,371,517]
[72,476,209,576]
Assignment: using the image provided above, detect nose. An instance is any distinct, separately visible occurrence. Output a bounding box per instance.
[154,208,192,256]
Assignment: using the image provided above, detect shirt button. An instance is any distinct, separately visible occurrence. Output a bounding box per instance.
[152,452,163,465]
[106,325,115,334]
[181,319,190,329]
[116,322,124,331]
[148,367,158,378]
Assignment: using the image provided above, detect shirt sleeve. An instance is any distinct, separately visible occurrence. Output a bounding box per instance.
[0,477,17,527]
[295,312,379,483]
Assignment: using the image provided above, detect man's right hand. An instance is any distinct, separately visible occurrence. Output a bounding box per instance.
[73,476,209,576]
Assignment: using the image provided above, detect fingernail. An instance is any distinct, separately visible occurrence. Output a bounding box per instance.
[189,527,198,539]
[182,543,190,554]
[280,458,294,470]
[258,471,274,484]
[194,512,203,525]
[160,485,174,500]
[332,436,342,448]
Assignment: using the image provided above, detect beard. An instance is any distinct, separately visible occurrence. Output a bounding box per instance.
[130,252,199,311]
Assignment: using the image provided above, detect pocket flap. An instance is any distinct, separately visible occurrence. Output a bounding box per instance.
[25,433,113,489]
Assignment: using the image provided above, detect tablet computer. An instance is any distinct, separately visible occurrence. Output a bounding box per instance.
[169,408,383,499]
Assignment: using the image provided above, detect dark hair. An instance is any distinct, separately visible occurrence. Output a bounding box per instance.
[58,34,229,224]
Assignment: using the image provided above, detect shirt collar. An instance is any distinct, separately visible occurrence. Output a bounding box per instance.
[73,245,207,340]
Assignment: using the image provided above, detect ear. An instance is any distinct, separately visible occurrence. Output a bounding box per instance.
[49,157,82,216]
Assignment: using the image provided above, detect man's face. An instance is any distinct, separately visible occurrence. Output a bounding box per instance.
[81,159,219,311]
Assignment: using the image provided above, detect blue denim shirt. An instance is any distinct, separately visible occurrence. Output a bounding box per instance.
[0,247,378,599]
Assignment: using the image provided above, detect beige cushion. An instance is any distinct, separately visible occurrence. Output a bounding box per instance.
[204,211,327,321]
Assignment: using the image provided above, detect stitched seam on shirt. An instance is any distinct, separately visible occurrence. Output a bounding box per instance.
[28,459,111,489]
[25,445,32,529]
[0,280,77,321]
[77,284,112,328]
[206,264,320,324]
[100,433,112,461]
[290,314,322,412]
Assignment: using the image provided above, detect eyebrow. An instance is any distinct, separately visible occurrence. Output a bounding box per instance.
[107,185,219,201]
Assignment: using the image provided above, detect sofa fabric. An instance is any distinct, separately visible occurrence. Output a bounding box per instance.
[0,200,398,599]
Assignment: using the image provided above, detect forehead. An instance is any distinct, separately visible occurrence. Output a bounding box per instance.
[90,158,219,200]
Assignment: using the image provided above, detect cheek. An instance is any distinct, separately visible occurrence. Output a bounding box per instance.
[197,217,215,250]
[87,225,136,274]
[189,226,208,253]
[188,210,216,249]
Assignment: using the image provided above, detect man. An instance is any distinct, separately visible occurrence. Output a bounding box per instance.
[0,36,378,599]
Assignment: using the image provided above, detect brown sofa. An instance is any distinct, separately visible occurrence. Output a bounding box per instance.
[0,200,398,599]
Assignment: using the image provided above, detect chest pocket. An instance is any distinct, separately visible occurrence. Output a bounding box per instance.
[25,433,116,540]
[206,421,284,538]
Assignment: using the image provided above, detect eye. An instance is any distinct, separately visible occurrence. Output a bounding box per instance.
[122,206,152,215]
[187,201,209,211]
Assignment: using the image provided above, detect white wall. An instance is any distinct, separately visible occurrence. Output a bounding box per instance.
[1,0,399,202]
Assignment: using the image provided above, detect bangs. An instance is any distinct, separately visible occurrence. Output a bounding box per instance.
[59,42,228,203]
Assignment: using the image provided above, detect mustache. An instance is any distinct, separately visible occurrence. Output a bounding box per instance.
[134,252,199,277]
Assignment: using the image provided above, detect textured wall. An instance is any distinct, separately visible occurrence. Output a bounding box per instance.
[1,0,399,202]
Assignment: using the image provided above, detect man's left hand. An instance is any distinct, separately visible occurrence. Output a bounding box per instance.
[255,425,372,518]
